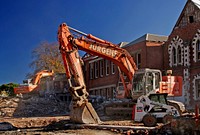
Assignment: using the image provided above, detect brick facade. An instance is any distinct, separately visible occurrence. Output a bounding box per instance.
[82,0,200,109]
[83,54,118,99]
[82,34,167,99]
[163,0,200,109]
[123,34,167,70]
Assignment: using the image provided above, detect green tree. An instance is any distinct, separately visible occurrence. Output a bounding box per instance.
[0,83,18,96]
[28,41,65,77]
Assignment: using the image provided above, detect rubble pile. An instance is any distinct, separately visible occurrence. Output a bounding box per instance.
[0,97,20,117]
[0,94,69,118]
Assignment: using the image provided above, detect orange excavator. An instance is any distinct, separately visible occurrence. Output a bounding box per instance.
[57,23,184,125]
[14,70,54,94]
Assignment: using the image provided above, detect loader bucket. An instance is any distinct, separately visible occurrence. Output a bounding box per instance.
[70,102,101,124]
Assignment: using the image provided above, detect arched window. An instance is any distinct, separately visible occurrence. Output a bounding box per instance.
[192,30,200,62]
[197,40,200,60]
[168,36,184,67]
[193,74,200,100]
[172,47,177,65]
[196,79,200,99]
[178,46,182,64]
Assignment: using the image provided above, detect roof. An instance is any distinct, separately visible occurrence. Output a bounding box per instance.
[118,42,129,47]
[191,0,200,9]
[123,33,168,48]
[173,0,200,30]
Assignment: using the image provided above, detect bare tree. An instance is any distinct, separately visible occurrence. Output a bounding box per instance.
[28,41,65,77]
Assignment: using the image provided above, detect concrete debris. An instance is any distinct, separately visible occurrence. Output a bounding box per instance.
[0,94,69,118]
[0,94,199,134]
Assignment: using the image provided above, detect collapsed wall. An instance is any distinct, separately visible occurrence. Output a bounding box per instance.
[0,73,71,118]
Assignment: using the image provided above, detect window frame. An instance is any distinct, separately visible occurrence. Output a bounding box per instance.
[172,47,177,66]
[106,60,110,76]
[111,62,115,74]
[195,79,200,99]
[137,53,141,68]
[197,40,200,61]
[94,61,99,78]
[177,46,182,64]
[89,63,94,79]
[99,59,104,77]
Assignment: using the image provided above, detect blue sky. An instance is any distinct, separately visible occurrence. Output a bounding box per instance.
[0,0,186,85]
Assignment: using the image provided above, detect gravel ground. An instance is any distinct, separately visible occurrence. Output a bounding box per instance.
[1,129,119,135]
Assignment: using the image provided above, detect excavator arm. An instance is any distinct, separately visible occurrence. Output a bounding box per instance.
[31,70,54,85]
[57,23,137,124]
[14,70,54,94]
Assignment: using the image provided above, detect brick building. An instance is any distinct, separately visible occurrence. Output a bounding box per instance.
[82,52,119,99]
[123,34,168,70]
[82,34,167,99]
[82,0,200,109]
[39,73,71,103]
[163,0,200,108]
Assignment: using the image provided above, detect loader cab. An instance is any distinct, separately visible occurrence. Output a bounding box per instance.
[148,93,168,105]
[132,68,162,99]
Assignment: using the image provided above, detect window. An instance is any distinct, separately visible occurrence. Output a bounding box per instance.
[197,40,200,60]
[106,60,110,75]
[111,87,115,99]
[94,61,99,78]
[54,81,61,90]
[189,16,194,23]
[111,62,115,74]
[177,46,182,64]
[168,36,184,67]
[99,59,104,77]
[146,72,153,93]
[89,63,94,79]
[134,53,141,68]
[172,47,177,65]
[137,53,141,68]
[149,94,167,104]
[196,79,200,99]
[155,72,161,89]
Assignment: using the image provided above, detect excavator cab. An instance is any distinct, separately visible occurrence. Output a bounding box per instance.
[132,68,162,99]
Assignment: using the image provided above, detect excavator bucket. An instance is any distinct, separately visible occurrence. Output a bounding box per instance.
[70,102,101,124]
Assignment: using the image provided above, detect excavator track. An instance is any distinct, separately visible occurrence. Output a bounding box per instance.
[101,99,136,120]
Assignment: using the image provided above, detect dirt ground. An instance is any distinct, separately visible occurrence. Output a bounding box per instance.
[0,95,199,134]
[0,95,159,134]
[0,116,156,135]
[1,129,118,135]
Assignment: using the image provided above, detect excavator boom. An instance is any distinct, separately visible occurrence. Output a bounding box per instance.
[58,23,137,124]
[14,70,54,94]
[58,23,184,126]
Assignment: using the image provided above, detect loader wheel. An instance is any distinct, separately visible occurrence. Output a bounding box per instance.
[142,114,157,127]
[163,114,173,124]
